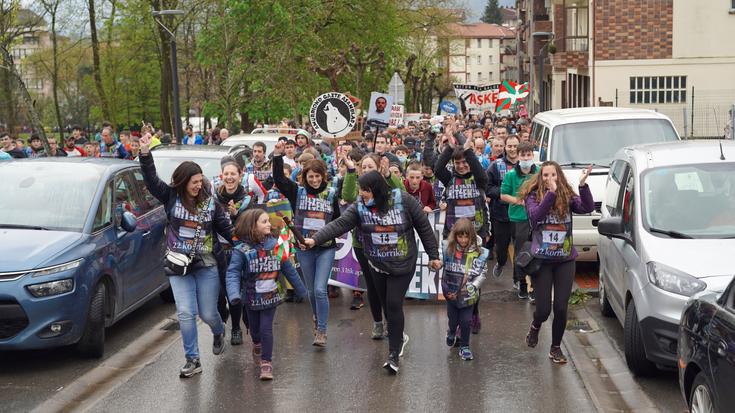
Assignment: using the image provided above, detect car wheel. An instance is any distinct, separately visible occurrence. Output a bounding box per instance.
[76,282,106,358]
[624,299,656,376]
[599,272,615,318]
[690,372,716,413]
[159,286,175,303]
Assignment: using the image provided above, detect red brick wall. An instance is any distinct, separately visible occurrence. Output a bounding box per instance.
[552,51,589,70]
[594,0,672,60]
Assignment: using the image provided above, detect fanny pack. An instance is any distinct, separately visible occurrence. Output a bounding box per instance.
[164,199,209,276]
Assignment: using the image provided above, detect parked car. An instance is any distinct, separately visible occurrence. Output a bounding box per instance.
[0,158,169,357]
[531,107,680,261]
[597,140,735,375]
[221,133,280,155]
[149,144,249,182]
[678,277,735,413]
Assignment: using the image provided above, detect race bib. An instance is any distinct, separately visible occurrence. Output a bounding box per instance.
[255,279,277,293]
[303,217,325,231]
[371,232,398,245]
[542,230,566,245]
[455,205,476,218]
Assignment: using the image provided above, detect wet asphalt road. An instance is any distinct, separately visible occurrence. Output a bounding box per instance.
[584,300,687,413]
[0,297,175,412]
[87,282,596,412]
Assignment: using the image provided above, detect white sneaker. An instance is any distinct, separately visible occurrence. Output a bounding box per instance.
[493,263,503,279]
[399,332,409,357]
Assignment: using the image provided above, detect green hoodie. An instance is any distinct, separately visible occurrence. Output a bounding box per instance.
[500,164,538,222]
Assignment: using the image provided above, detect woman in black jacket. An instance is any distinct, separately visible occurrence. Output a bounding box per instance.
[304,171,442,375]
[138,134,234,378]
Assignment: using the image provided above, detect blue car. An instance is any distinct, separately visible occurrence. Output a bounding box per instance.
[0,158,169,357]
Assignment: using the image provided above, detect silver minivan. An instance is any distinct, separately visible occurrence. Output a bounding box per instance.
[596,140,735,376]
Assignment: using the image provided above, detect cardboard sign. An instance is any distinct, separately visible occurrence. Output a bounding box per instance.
[453,83,501,114]
[366,92,393,129]
[389,104,404,127]
[310,92,357,138]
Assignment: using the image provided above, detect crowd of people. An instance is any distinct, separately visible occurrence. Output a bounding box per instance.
[3,109,595,381]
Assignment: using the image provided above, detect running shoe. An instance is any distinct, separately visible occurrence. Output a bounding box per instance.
[259,361,274,380]
[446,330,457,347]
[529,290,536,304]
[458,346,474,361]
[313,330,327,347]
[470,314,481,334]
[518,282,529,299]
[526,324,540,348]
[371,321,385,340]
[179,358,202,378]
[231,329,243,346]
[383,351,400,374]
[350,292,364,310]
[213,333,226,355]
[512,280,520,290]
[399,332,409,357]
[549,346,568,364]
[492,263,503,279]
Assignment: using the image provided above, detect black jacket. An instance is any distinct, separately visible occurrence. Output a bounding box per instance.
[311,191,439,275]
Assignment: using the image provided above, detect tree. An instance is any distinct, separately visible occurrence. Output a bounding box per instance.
[481,0,502,25]
[87,0,112,124]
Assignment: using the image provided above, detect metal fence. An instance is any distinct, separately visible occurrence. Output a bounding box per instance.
[613,87,735,139]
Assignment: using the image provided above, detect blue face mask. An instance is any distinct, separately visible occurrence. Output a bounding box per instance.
[519,159,534,170]
[365,198,375,206]
[398,156,407,163]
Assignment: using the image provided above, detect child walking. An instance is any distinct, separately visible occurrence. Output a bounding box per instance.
[226,209,308,380]
[441,218,489,361]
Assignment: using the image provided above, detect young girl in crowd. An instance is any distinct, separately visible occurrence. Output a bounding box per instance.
[441,218,489,361]
[519,162,594,364]
[225,209,308,380]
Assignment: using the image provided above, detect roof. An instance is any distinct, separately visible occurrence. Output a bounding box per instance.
[2,157,135,174]
[624,140,735,169]
[446,23,515,39]
[500,7,518,21]
[151,144,230,158]
[533,107,672,126]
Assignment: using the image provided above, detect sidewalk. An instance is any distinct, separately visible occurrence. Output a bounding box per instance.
[86,292,596,412]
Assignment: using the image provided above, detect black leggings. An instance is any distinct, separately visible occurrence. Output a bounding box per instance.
[217,251,247,331]
[371,269,414,353]
[531,260,575,347]
[447,302,473,347]
[354,248,385,323]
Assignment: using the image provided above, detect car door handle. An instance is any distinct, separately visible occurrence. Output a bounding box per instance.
[718,340,728,357]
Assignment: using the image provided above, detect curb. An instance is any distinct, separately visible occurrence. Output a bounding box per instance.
[563,305,660,413]
[30,314,181,413]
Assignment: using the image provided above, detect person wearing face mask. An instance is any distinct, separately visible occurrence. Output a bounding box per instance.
[272,141,340,347]
[519,162,594,364]
[486,135,520,280]
[500,141,539,300]
[435,134,490,335]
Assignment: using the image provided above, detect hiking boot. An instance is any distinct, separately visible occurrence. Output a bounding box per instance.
[213,332,226,355]
[399,332,409,357]
[179,358,202,378]
[259,360,274,380]
[549,346,568,364]
[383,351,400,374]
[458,346,474,361]
[313,330,327,347]
[371,321,385,340]
[231,329,243,346]
[526,324,540,348]
[446,330,457,347]
[518,282,529,299]
[492,263,503,279]
[252,343,263,364]
[470,314,481,334]
[350,292,364,310]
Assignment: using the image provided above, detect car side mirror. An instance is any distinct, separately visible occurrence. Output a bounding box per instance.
[120,211,137,233]
[597,216,627,240]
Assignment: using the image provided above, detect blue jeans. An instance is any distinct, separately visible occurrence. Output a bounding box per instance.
[169,265,225,360]
[296,247,335,332]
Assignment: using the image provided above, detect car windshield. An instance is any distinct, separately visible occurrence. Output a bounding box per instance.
[152,154,224,183]
[642,163,735,238]
[551,119,679,166]
[223,138,277,155]
[0,162,101,232]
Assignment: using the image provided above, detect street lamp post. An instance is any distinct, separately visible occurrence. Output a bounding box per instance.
[532,31,554,113]
[152,9,184,144]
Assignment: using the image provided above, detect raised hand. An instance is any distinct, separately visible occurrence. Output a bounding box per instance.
[139,133,152,154]
[580,164,593,186]
[273,141,285,156]
[547,177,558,193]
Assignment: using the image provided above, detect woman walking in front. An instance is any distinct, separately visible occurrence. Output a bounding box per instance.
[138,134,234,378]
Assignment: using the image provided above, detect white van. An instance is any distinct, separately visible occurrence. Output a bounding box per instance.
[530,107,680,261]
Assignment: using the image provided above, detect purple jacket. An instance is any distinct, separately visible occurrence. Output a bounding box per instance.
[525,184,594,261]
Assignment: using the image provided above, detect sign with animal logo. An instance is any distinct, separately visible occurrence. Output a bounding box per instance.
[309,92,357,139]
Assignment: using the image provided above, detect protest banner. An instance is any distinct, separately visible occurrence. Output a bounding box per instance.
[310,92,357,139]
[388,104,404,127]
[365,92,393,129]
[452,83,501,114]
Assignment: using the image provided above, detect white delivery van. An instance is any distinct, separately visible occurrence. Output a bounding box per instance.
[530,107,680,261]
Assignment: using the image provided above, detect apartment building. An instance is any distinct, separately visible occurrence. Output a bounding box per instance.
[517,0,735,136]
[442,23,517,85]
[9,10,53,97]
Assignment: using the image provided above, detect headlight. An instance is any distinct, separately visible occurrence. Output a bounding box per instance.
[28,259,83,278]
[646,262,706,297]
[26,279,74,297]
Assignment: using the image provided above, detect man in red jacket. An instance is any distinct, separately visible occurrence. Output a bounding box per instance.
[404,162,436,213]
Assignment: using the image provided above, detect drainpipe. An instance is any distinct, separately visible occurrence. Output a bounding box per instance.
[590,0,595,107]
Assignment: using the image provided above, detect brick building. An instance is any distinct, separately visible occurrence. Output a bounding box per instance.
[516,0,735,136]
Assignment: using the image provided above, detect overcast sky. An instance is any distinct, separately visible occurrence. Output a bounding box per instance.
[465,0,516,22]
